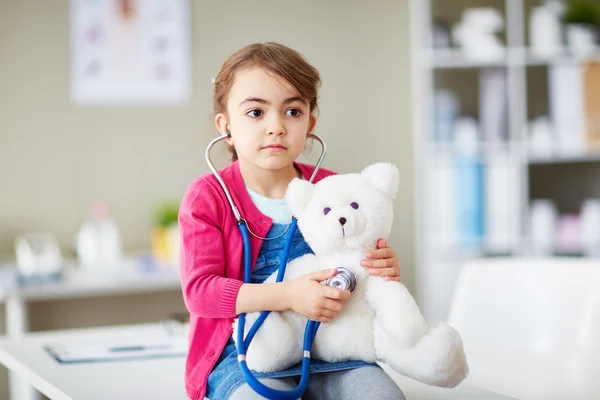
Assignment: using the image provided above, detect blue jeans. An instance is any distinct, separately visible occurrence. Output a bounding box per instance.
[207,340,376,399]
[229,366,406,400]
[206,223,375,400]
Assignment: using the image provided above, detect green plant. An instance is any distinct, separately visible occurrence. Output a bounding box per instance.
[153,201,180,227]
[563,0,600,28]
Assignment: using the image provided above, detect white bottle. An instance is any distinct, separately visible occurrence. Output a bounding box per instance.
[433,90,459,144]
[549,63,586,157]
[479,67,507,144]
[528,116,555,158]
[529,199,558,256]
[530,1,564,58]
[581,199,600,258]
[77,202,123,272]
[485,148,519,254]
[427,150,457,252]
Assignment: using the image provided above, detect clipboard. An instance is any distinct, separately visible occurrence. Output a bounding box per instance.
[44,334,187,364]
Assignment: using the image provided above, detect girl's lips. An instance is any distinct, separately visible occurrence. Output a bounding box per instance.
[263,145,287,150]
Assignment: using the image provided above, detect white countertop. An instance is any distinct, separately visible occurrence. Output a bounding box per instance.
[0,322,516,400]
[0,261,181,302]
[0,323,188,400]
[385,367,516,400]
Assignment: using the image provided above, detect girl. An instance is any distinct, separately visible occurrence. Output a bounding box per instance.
[179,42,405,400]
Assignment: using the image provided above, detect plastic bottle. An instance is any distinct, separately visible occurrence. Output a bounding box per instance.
[485,148,518,254]
[427,150,457,252]
[432,90,459,144]
[453,117,485,251]
[529,199,558,256]
[76,201,123,272]
[529,1,564,58]
[581,199,600,258]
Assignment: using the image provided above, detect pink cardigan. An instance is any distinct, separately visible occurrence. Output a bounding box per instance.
[179,160,335,400]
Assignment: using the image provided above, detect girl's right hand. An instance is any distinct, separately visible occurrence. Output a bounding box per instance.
[285,269,352,323]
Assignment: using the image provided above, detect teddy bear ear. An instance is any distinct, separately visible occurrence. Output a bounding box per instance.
[285,178,315,216]
[361,163,400,199]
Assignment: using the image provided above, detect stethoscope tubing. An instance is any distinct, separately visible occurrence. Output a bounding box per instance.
[206,133,327,399]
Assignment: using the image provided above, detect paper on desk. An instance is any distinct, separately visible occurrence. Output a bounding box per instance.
[44,333,187,363]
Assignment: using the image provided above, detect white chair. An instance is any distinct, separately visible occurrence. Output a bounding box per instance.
[447,257,600,400]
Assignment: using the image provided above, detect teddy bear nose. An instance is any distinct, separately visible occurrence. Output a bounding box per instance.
[338,217,347,226]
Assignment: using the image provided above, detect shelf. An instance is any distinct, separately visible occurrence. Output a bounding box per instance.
[528,153,600,165]
[424,246,523,264]
[420,47,600,70]
[424,140,523,150]
[424,238,596,263]
[425,234,527,259]
[526,47,600,66]
[420,141,525,161]
[426,248,596,263]
[411,0,600,322]
[420,48,508,69]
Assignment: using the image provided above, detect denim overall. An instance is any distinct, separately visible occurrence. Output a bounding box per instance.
[206,223,373,399]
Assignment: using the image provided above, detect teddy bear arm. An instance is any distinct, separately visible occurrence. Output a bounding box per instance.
[365,277,429,347]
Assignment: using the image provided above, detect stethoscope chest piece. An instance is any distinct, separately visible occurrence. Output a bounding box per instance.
[325,266,357,294]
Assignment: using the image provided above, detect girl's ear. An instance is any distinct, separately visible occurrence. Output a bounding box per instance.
[215,113,231,144]
[307,115,317,135]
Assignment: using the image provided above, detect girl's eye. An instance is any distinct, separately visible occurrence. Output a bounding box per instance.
[323,207,331,215]
[285,108,302,117]
[247,109,263,118]
[350,202,359,210]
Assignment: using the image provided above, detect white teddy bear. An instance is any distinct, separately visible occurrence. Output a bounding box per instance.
[233,163,469,388]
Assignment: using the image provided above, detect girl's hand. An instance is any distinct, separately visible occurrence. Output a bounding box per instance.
[361,239,401,282]
[285,269,351,323]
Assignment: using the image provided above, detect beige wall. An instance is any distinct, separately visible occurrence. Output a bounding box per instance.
[0,0,413,397]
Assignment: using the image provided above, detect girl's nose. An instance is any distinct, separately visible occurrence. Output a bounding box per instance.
[266,115,286,136]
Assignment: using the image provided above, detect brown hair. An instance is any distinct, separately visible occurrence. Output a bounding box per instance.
[213,42,321,161]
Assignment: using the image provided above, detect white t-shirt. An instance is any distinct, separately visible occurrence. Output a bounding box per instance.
[245,186,293,224]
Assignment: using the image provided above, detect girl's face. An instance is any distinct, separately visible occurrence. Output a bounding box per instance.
[216,67,316,172]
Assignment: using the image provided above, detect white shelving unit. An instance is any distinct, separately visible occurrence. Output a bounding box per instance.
[420,46,600,69]
[410,0,600,322]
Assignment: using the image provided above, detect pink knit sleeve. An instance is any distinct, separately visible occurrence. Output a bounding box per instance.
[178,179,243,318]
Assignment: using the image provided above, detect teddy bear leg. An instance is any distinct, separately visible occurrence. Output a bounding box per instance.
[365,277,428,347]
[247,311,304,373]
[235,311,304,373]
[375,321,469,388]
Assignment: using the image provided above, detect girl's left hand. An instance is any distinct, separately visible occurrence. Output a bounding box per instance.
[360,239,401,282]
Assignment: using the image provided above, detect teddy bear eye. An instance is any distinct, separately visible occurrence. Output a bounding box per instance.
[350,202,359,210]
[323,207,331,215]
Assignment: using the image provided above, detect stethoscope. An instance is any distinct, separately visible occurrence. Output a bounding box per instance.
[205,132,357,400]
